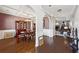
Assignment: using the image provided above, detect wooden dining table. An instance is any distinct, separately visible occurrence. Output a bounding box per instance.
[16,29,34,42]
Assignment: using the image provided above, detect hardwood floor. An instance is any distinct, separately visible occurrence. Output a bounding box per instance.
[0,38,35,53]
[36,35,73,53]
[0,35,73,53]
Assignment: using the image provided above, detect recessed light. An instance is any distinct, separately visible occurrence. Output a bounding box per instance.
[49,5,52,7]
[57,9,62,12]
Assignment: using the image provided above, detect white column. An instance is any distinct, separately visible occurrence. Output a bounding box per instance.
[35,17,43,47]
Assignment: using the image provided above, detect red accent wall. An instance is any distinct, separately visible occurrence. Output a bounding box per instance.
[0,13,26,30]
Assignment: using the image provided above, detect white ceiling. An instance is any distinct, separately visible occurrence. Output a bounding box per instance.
[5,5,35,15]
[42,5,76,17]
[0,5,77,20]
[0,5,35,18]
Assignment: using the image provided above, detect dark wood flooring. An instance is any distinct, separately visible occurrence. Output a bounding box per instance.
[0,38,35,53]
[36,35,73,53]
[0,35,73,53]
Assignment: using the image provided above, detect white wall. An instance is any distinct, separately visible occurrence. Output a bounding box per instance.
[73,6,79,49]
[74,6,79,38]
[0,30,15,40]
[43,29,53,37]
[43,16,54,37]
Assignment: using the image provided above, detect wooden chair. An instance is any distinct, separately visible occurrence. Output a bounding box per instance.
[16,29,26,42]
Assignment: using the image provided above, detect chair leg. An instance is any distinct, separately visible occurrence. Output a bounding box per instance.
[16,37,19,43]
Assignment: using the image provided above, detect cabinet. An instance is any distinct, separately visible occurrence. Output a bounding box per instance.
[15,20,32,42]
[15,20,36,42]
